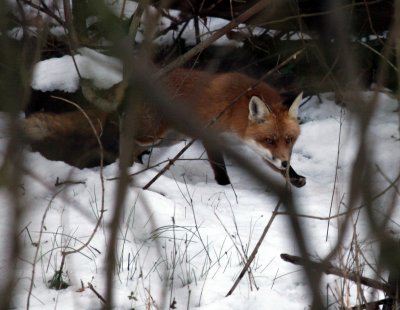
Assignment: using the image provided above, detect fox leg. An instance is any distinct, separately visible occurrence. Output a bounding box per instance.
[137,149,152,164]
[203,143,231,185]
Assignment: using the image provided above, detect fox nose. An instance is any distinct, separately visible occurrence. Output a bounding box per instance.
[281,161,288,168]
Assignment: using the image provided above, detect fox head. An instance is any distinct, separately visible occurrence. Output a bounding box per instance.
[244,92,303,171]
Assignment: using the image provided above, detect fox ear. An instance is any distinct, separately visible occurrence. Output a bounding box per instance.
[288,92,303,119]
[248,96,270,122]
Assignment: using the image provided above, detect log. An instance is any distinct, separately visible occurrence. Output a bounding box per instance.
[280,253,396,296]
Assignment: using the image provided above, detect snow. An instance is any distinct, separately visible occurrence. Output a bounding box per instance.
[31,48,123,92]
[2,52,400,310]
[105,0,248,47]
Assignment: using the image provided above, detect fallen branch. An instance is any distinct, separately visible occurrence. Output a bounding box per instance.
[280,253,396,296]
[55,177,86,187]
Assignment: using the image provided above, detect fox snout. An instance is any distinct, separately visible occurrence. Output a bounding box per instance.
[266,155,290,170]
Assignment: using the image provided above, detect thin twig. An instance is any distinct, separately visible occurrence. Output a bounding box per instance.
[49,96,106,271]
[19,0,65,26]
[88,282,106,304]
[214,207,257,291]
[274,171,400,220]
[26,189,64,310]
[226,200,282,297]
[358,41,398,72]
[326,107,345,241]
[182,175,212,262]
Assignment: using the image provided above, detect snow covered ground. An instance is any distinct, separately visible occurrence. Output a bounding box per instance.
[2,0,399,308]
[1,0,400,298]
[0,61,399,309]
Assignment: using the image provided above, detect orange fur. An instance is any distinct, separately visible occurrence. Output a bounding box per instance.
[23,68,305,186]
[153,69,302,176]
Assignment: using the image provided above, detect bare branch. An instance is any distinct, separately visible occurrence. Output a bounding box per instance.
[281,253,396,296]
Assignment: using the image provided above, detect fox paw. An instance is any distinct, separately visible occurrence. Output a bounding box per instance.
[215,174,231,186]
[290,175,306,188]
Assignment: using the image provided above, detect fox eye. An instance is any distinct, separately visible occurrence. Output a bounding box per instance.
[285,137,293,144]
[265,138,275,145]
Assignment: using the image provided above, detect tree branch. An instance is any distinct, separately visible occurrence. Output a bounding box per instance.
[280,253,396,296]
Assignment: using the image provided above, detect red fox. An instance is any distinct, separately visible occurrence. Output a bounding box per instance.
[23,68,306,187]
